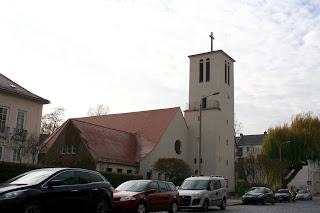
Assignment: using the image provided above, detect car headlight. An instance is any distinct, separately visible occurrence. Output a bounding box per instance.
[120,196,136,201]
[0,191,24,200]
[192,192,202,198]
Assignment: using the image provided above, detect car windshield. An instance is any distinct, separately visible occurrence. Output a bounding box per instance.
[276,189,289,193]
[247,188,264,193]
[4,170,57,185]
[116,181,149,192]
[179,180,209,190]
[297,190,308,194]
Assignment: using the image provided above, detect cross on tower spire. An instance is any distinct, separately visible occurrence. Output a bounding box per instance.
[209,32,214,52]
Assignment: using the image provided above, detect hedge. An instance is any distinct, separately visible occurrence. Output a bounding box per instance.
[0,162,142,187]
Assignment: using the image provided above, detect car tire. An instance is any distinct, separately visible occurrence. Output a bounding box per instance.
[243,201,247,205]
[219,198,226,210]
[168,201,178,213]
[136,202,147,213]
[24,203,41,213]
[202,199,209,212]
[95,199,110,213]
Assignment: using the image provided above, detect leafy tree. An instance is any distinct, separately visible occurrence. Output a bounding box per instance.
[152,158,193,180]
[87,104,110,116]
[41,107,66,134]
[261,112,320,188]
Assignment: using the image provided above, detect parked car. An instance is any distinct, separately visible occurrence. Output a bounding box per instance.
[178,176,227,211]
[112,180,179,213]
[296,189,312,200]
[242,187,275,205]
[274,189,296,202]
[0,168,114,213]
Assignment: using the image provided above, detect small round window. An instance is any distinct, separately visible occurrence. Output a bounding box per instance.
[175,140,182,155]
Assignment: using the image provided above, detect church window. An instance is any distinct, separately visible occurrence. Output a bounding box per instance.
[219,156,221,162]
[226,140,228,146]
[199,59,204,82]
[225,60,227,84]
[194,158,197,164]
[175,140,182,154]
[226,120,229,125]
[202,97,207,109]
[226,160,229,166]
[228,62,230,85]
[206,58,210,82]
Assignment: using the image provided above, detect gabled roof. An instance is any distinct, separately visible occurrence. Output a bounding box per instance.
[0,73,50,104]
[237,134,266,146]
[41,107,181,166]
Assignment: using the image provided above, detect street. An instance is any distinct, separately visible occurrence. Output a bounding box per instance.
[177,199,320,213]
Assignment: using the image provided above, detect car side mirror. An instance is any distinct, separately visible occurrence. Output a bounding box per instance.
[48,180,61,189]
[147,189,156,194]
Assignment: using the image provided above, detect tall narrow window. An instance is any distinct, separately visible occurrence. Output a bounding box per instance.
[202,97,207,109]
[199,59,204,82]
[0,106,9,139]
[206,58,210,81]
[16,111,26,130]
[225,60,227,84]
[228,62,230,85]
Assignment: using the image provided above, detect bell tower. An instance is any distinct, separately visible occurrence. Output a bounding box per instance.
[185,36,235,191]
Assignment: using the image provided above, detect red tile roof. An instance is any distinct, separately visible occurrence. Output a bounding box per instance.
[41,107,180,166]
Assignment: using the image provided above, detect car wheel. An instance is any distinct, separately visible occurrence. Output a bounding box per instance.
[95,199,110,213]
[24,204,41,213]
[168,201,178,213]
[219,198,226,210]
[202,199,209,212]
[136,202,147,213]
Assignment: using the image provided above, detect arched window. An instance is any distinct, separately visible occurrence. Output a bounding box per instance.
[206,58,210,82]
[175,140,182,154]
[228,62,230,85]
[225,60,227,84]
[199,59,203,83]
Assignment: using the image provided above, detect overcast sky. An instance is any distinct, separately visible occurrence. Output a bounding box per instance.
[1,0,320,135]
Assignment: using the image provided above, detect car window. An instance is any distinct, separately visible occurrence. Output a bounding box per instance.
[168,183,176,191]
[210,180,215,190]
[7,170,57,185]
[180,180,209,190]
[158,182,168,192]
[50,171,75,186]
[148,182,160,192]
[247,187,264,193]
[76,171,91,184]
[90,173,105,183]
[214,180,221,189]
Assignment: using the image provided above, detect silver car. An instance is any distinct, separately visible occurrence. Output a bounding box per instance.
[178,176,227,211]
[296,189,312,200]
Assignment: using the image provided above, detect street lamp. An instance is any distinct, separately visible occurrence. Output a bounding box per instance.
[198,92,220,176]
[279,141,291,188]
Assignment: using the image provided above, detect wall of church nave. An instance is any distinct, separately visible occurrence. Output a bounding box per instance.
[96,162,138,174]
[139,110,189,180]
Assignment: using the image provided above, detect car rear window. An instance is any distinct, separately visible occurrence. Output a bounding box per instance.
[90,173,105,182]
[168,183,177,191]
[76,171,91,184]
[158,182,168,192]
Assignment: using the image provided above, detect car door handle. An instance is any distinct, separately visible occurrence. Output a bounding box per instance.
[71,189,78,192]
[92,188,98,191]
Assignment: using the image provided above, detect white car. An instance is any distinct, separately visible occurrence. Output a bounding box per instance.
[178,176,227,211]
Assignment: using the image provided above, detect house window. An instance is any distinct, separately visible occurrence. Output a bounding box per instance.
[107,168,112,172]
[225,60,227,83]
[117,169,123,173]
[158,173,161,180]
[16,110,26,130]
[62,145,66,154]
[127,170,132,174]
[199,59,204,82]
[206,58,210,81]
[0,106,9,139]
[67,145,71,154]
[12,149,20,162]
[72,145,76,154]
[228,62,230,85]
[0,146,3,161]
[175,140,182,154]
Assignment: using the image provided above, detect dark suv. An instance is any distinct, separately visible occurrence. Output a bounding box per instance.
[0,168,114,213]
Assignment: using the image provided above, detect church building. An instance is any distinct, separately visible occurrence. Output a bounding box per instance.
[41,41,236,191]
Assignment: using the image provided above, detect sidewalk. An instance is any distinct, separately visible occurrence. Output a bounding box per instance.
[227,198,243,206]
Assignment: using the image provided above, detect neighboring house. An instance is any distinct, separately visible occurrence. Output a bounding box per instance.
[0,73,49,163]
[40,48,236,191]
[235,133,266,184]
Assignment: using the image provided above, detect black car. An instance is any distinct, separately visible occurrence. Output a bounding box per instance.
[0,168,114,213]
[242,187,275,205]
[274,189,295,202]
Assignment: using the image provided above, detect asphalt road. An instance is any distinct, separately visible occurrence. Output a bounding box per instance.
[178,199,320,213]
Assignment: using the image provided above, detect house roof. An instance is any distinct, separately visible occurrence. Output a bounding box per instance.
[0,73,50,104]
[41,107,181,166]
[237,134,266,146]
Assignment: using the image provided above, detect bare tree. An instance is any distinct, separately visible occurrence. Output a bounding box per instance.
[234,113,243,137]
[41,107,66,134]
[0,131,29,163]
[87,104,110,116]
